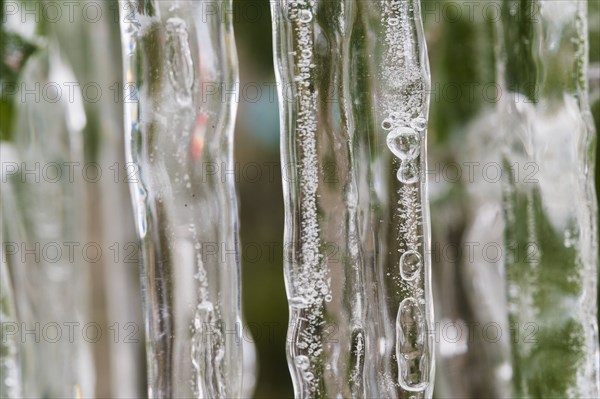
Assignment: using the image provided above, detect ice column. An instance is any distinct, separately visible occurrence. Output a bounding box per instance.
[497,0,599,397]
[119,1,243,398]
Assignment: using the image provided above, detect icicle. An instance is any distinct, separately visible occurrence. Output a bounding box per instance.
[271,0,434,397]
[271,1,367,396]
[1,31,93,399]
[48,2,144,396]
[496,0,599,397]
[374,2,435,397]
[119,1,243,398]
[426,2,512,398]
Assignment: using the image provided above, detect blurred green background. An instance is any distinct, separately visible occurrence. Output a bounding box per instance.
[233,1,290,396]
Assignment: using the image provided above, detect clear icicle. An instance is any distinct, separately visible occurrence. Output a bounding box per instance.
[272,0,367,396]
[496,0,599,397]
[358,0,435,397]
[1,39,93,397]
[271,0,434,397]
[273,2,327,396]
[48,2,144,395]
[119,1,242,398]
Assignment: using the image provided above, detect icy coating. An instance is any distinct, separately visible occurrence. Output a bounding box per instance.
[119,1,242,398]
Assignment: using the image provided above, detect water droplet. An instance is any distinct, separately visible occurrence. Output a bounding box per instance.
[298,10,313,23]
[388,17,399,26]
[386,127,420,161]
[304,371,314,381]
[165,18,194,105]
[397,162,419,184]
[324,294,332,302]
[295,355,310,370]
[410,117,427,132]
[400,250,422,281]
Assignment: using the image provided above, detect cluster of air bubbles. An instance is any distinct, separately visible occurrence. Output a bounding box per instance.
[285,0,330,394]
[293,355,315,381]
[384,116,426,184]
[288,3,314,87]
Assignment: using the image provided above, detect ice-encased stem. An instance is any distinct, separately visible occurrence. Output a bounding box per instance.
[271,0,434,397]
[119,1,242,398]
[497,0,599,397]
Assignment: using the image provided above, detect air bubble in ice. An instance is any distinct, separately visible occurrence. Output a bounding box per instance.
[410,117,427,132]
[295,355,310,370]
[382,118,394,130]
[396,298,428,391]
[386,127,420,161]
[400,250,422,281]
[397,162,419,184]
[298,10,313,23]
[397,298,424,351]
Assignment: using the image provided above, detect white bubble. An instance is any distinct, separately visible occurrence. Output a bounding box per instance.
[294,355,310,370]
[299,10,313,23]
